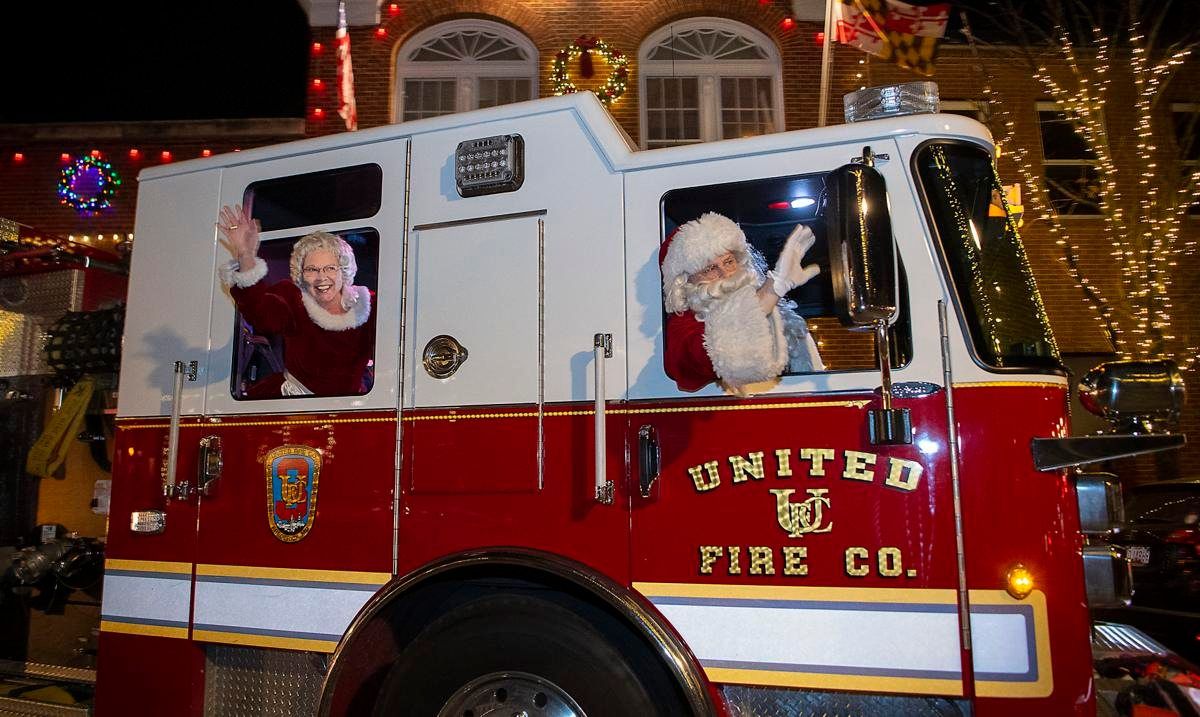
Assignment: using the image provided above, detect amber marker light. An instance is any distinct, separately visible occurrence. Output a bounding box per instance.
[1005,564,1035,600]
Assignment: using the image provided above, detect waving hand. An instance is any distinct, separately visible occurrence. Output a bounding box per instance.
[217,204,261,272]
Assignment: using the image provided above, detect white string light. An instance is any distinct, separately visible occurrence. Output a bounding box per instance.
[977,10,1198,367]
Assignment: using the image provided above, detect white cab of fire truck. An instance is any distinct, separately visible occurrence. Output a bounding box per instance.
[101,84,1184,717]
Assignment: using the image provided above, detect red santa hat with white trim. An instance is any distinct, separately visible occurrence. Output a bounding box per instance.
[659,212,752,314]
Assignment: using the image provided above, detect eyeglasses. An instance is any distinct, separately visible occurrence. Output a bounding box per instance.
[693,253,740,281]
[302,265,340,278]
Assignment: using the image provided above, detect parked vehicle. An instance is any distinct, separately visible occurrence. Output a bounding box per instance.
[1118,479,1200,609]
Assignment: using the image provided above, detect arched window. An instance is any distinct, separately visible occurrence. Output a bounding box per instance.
[395,20,538,121]
[639,18,783,149]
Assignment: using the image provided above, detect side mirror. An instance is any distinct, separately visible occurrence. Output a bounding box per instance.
[825,156,908,445]
[825,162,897,327]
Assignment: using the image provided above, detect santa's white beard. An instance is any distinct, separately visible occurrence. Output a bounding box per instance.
[681,269,825,393]
[681,270,756,318]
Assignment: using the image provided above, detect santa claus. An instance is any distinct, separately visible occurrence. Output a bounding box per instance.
[660,212,824,394]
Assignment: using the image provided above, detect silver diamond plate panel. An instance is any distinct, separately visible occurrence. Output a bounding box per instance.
[203,645,327,717]
[0,661,95,685]
[721,685,970,717]
[0,693,90,716]
[0,272,84,378]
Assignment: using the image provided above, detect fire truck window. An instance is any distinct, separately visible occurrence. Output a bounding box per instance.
[244,164,383,232]
[661,173,911,375]
[229,228,379,400]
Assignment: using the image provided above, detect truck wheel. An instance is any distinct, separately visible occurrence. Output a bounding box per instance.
[373,593,686,716]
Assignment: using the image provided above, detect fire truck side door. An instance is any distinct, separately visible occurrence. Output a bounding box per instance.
[621,143,967,700]
[189,141,405,658]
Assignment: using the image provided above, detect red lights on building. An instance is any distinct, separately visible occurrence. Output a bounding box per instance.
[60,153,70,162]
[129,148,141,159]
[815,31,826,45]
[160,150,172,162]
[90,149,101,158]
[388,3,400,15]
[312,42,323,54]
[780,17,796,31]
[13,153,24,162]
[201,149,212,158]
[375,27,387,38]
[312,78,324,89]
[313,107,325,119]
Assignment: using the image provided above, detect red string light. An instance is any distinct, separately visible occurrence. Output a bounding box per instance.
[13,153,24,162]
[375,27,387,38]
[201,149,212,157]
[313,107,325,118]
[312,42,323,54]
[780,17,796,31]
[312,78,324,89]
[161,150,172,162]
[60,153,70,162]
[128,148,141,159]
[388,3,400,15]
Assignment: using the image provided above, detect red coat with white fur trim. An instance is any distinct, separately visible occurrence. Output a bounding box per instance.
[231,279,375,397]
[664,311,719,392]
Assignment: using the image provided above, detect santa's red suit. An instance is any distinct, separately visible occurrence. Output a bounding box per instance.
[221,258,374,398]
[660,213,823,394]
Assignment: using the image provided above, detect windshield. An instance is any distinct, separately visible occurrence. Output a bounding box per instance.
[916,143,1061,370]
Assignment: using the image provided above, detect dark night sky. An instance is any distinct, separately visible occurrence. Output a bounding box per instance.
[2,1,310,124]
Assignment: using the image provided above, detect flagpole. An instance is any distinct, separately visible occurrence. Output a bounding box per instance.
[817,0,835,127]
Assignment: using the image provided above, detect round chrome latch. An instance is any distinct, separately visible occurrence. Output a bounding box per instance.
[423,335,468,379]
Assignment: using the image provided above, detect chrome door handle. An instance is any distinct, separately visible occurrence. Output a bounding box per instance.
[198,435,223,497]
[638,425,660,498]
[594,333,613,504]
[164,360,197,500]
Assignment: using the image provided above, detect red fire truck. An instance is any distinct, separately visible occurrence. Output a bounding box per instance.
[96,86,1185,716]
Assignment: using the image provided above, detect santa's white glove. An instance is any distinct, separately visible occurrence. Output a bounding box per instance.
[768,224,821,297]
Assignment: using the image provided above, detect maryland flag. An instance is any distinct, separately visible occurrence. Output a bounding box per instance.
[834,0,951,76]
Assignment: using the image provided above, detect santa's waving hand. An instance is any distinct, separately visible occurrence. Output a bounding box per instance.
[661,213,824,395]
[768,223,821,300]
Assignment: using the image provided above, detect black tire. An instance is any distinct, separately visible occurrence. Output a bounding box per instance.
[373,592,689,717]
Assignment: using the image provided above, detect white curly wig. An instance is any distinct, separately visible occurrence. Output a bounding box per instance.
[289,231,357,288]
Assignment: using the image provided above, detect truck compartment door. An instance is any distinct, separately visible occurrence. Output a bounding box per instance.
[404,213,543,493]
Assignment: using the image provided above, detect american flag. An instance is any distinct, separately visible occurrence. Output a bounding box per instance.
[336,0,358,131]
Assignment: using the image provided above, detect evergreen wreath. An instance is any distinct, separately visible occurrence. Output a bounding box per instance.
[551,35,629,106]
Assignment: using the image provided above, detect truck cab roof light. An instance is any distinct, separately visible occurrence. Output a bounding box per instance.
[844,82,939,124]
[455,134,525,198]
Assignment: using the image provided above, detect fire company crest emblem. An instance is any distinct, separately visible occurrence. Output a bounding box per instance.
[770,488,832,538]
[265,446,321,542]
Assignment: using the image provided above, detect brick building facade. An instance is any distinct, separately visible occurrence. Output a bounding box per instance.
[1,0,1196,478]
